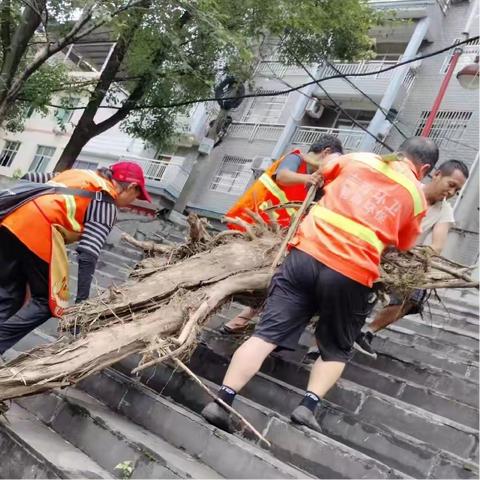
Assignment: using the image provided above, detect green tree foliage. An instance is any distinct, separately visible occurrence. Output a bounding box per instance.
[78,0,381,156]
[0,1,382,167]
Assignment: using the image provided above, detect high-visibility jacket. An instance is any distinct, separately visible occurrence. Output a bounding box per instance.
[290,153,427,287]
[1,169,118,316]
[226,149,308,230]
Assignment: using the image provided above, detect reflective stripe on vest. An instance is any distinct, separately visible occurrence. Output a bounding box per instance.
[46,180,82,232]
[354,156,424,215]
[258,173,297,217]
[312,205,385,254]
[63,194,81,232]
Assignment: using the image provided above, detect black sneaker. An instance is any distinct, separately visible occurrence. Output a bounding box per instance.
[201,401,233,433]
[354,331,377,358]
[290,405,322,433]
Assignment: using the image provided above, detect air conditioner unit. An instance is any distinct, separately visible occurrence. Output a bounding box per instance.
[305,99,325,119]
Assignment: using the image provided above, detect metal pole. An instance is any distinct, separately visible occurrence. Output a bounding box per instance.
[421,47,463,137]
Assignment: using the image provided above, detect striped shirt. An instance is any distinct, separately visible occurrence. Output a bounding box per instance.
[22,171,117,259]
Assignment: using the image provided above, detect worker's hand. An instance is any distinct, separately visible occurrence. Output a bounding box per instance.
[305,170,323,187]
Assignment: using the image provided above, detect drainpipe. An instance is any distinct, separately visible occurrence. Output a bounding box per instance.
[359,16,430,151]
[270,68,320,160]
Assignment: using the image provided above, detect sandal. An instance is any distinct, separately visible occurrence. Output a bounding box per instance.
[220,316,252,334]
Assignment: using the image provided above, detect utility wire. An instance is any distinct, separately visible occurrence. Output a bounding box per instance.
[32,35,479,111]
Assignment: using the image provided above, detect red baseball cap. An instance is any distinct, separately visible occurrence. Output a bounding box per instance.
[110,161,152,202]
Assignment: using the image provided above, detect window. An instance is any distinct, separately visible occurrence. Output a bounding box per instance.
[73,160,98,170]
[30,145,56,172]
[414,111,473,147]
[0,140,21,168]
[242,90,288,124]
[55,98,79,125]
[334,110,375,130]
[210,155,253,194]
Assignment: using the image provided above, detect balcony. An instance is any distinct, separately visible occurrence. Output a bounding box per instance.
[254,56,416,104]
[314,57,416,103]
[291,126,363,152]
[126,155,190,199]
[94,154,189,200]
[292,126,385,154]
[227,122,285,143]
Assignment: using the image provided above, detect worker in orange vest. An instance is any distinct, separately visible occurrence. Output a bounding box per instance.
[222,135,344,334]
[0,162,151,355]
[226,135,344,230]
[202,137,439,433]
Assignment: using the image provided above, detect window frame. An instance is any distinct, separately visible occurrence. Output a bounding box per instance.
[30,145,56,172]
[241,89,288,124]
[210,154,253,195]
[414,110,473,148]
[0,140,21,168]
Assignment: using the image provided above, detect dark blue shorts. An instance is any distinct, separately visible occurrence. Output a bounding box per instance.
[253,248,374,362]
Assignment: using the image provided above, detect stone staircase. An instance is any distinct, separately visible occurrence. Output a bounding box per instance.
[1,219,478,479]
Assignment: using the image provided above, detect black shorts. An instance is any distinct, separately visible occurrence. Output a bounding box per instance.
[253,248,374,362]
[389,289,428,315]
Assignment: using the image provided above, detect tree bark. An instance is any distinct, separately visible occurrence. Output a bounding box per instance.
[0,0,45,112]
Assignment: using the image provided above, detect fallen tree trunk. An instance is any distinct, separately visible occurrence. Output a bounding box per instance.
[0,214,477,403]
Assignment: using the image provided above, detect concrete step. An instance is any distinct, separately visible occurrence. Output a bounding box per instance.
[373,325,479,365]
[421,304,479,332]
[0,403,111,479]
[176,340,479,463]
[211,310,479,383]
[114,356,479,479]
[17,389,222,479]
[103,242,144,262]
[82,367,405,479]
[204,325,479,413]
[78,369,312,479]
[395,315,479,347]
[428,289,478,317]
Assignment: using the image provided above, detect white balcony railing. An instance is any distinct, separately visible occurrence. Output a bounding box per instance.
[255,55,402,81]
[116,154,190,197]
[255,61,309,78]
[227,122,285,143]
[226,122,385,155]
[292,126,367,152]
[320,57,399,80]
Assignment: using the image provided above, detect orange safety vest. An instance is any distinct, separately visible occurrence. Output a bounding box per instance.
[291,153,426,287]
[226,149,308,230]
[1,169,118,316]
